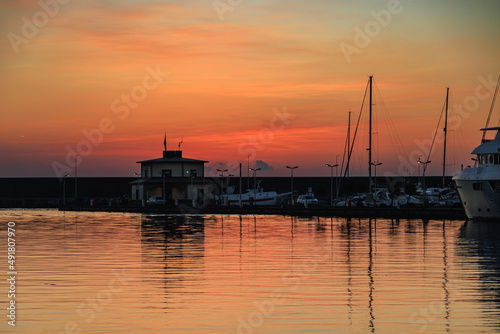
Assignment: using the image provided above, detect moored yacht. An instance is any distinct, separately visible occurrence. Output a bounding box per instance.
[453,127,500,220]
[219,183,291,206]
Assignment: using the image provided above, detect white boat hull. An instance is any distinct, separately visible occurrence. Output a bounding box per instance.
[453,167,500,220]
[221,190,291,206]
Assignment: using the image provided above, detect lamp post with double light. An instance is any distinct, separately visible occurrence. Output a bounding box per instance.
[325,163,338,206]
[247,154,251,191]
[63,173,70,206]
[217,168,228,204]
[417,159,431,203]
[74,154,78,200]
[417,154,422,185]
[286,166,298,205]
[370,162,382,192]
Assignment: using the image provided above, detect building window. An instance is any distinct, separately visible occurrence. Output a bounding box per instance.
[144,169,149,178]
[162,169,172,178]
[190,169,197,178]
[473,183,483,191]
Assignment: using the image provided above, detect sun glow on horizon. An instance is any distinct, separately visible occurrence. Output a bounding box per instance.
[1,0,499,177]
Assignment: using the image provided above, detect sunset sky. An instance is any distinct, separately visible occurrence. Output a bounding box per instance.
[1,0,499,177]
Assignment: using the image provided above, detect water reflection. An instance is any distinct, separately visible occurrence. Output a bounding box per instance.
[369,218,375,333]
[457,221,500,329]
[442,220,451,333]
[140,215,207,310]
[1,210,499,333]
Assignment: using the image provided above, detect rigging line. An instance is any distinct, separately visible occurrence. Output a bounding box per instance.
[382,111,400,162]
[373,92,380,163]
[372,81,381,164]
[339,113,351,177]
[457,123,468,162]
[386,107,407,159]
[424,98,446,175]
[373,81,408,160]
[338,122,350,192]
[342,111,356,177]
[374,90,397,161]
[340,122,349,176]
[384,98,406,158]
[487,75,500,128]
[344,79,369,178]
[484,75,499,130]
[380,111,398,157]
[450,95,468,171]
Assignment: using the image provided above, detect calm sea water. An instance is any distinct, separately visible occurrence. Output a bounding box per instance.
[0,209,499,333]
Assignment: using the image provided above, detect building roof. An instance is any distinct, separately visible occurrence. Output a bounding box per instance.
[129,177,217,185]
[137,157,208,164]
[137,150,208,164]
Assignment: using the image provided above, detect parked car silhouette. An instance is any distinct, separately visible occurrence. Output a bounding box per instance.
[297,194,318,206]
[147,196,165,205]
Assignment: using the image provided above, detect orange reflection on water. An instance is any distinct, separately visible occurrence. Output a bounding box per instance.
[0,210,498,333]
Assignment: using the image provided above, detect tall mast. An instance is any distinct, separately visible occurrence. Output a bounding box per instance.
[442,87,449,188]
[482,75,500,143]
[347,110,351,177]
[368,76,373,193]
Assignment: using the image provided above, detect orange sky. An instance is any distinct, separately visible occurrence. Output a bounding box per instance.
[1,0,499,177]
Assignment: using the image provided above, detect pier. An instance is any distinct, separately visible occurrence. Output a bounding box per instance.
[59,204,467,220]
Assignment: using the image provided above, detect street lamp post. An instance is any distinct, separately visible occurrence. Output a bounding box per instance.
[228,174,234,194]
[186,169,194,188]
[417,159,431,203]
[325,163,338,206]
[249,167,261,205]
[63,173,70,206]
[74,154,78,200]
[335,155,340,198]
[133,172,142,204]
[247,154,251,191]
[417,154,422,185]
[217,168,228,204]
[286,166,298,205]
[239,163,242,207]
[370,162,382,192]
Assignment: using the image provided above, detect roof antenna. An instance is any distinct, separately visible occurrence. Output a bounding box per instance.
[178,138,183,151]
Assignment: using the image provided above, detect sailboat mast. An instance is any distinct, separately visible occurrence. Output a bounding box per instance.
[482,75,500,143]
[368,76,373,193]
[442,87,449,188]
[347,110,351,177]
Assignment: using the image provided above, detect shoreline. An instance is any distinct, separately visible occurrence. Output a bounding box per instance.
[55,205,467,220]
